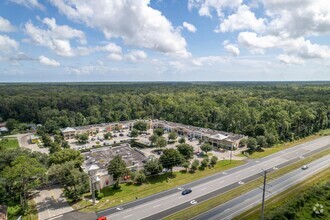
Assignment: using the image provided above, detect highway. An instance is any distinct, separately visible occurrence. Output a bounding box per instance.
[193,154,330,220]
[97,136,329,220]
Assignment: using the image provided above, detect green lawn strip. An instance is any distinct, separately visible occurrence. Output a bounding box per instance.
[72,160,245,212]
[0,137,19,149]
[248,133,325,159]
[164,148,330,220]
[235,168,330,220]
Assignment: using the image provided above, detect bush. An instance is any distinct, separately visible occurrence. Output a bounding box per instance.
[7,205,23,218]
[95,190,104,200]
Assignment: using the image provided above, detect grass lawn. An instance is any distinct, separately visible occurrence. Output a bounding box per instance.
[247,133,326,159]
[0,137,19,150]
[235,168,330,220]
[72,160,245,212]
[164,148,330,220]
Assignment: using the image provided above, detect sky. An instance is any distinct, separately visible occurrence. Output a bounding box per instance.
[0,0,330,82]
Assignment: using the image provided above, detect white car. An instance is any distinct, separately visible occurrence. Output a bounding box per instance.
[301,165,308,170]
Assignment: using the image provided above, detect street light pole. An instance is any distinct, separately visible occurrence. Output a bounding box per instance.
[91,175,95,205]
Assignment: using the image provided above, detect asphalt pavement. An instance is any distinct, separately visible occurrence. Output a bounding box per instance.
[34,187,73,220]
[192,154,330,220]
[98,136,329,220]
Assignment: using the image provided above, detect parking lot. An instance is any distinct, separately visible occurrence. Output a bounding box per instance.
[67,128,246,162]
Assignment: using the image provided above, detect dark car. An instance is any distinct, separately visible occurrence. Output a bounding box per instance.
[119,133,124,137]
[181,189,192,195]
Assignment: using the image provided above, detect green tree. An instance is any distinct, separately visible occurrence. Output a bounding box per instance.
[247,137,257,151]
[76,133,89,144]
[159,149,184,174]
[1,155,46,208]
[210,156,218,167]
[201,143,212,154]
[144,159,163,175]
[149,134,158,146]
[49,142,61,154]
[107,155,129,189]
[104,132,112,140]
[48,161,88,201]
[265,133,277,147]
[130,129,139,138]
[49,149,83,166]
[154,128,164,136]
[201,157,209,168]
[176,143,194,160]
[156,136,167,149]
[178,137,186,144]
[190,159,199,172]
[133,170,146,185]
[182,161,190,172]
[239,138,248,147]
[133,121,147,132]
[5,119,18,131]
[61,140,70,149]
[256,136,267,149]
[41,133,52,147]
[168,132,177,141]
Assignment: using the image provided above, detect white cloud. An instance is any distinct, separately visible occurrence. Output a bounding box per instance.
[188,0,242,17]
[9,0,44,10]
[98,43,122,54]
[24,18,86,56]
[108,53,123,61]
[216,5,265,32]
[125,50,147,62]
[38,55,60,66]
[262,0,330,37]
[224,44,240,56]
[277,54,304,65]
[0,17,16,32]
[183,22,197,33]
[0,34,19,52]
[238,31,330,60]
[50,0,190,58]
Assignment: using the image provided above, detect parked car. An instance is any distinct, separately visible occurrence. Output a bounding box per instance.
[97,217,107,220]
[181,189,192,195]
[119,133,124,137]
[301,165,308,170]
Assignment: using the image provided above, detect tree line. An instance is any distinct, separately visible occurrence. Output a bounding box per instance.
[0,82,329,146]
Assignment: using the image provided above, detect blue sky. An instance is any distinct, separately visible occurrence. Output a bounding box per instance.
[0,0,329,82]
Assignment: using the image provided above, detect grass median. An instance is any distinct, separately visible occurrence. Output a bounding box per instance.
[246,132,327,159]
[235,168,330,220]
[72,160,245,212]
[164,148,330,220]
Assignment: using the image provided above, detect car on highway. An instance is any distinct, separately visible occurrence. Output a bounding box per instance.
[181,189,192,195]
[97,217,107,220]
[301,165,308,170]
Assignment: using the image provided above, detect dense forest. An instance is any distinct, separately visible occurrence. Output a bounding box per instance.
[0,82,329,145]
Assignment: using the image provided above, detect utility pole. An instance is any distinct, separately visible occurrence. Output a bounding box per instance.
[261,170,267,220]
[230,144,233,164]
[91,175,95,205]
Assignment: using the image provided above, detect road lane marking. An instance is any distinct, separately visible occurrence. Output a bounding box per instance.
[153,204,161,208]
[235,174,240,177]
[190,200,197,205]
[200,188,207,191]
[123,214,132,218]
